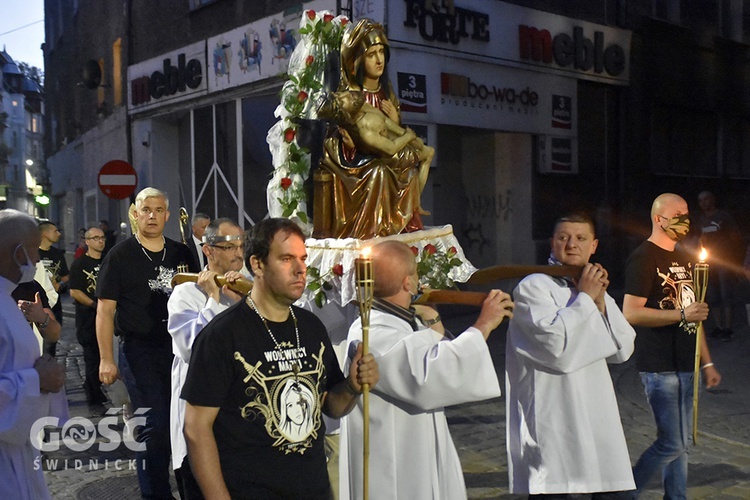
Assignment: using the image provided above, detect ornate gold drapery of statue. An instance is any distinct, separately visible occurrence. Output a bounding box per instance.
[314,19,430,240]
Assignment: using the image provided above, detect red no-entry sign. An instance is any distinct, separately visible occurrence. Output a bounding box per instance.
[98,160,138,200]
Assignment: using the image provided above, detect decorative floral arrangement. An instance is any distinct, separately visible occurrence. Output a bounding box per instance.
[306,262,345,308]
[266,10,349,232]
[411,244,464,289]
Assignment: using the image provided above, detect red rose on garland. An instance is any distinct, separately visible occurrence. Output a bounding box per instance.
[410,246,419,255]
[284,128,296,143]
[425,244,438,255]
[297,90,308,103]
[307,10,316,20]
[323,13,334,23]
[280,177,292,190]
[332,264,344,277]
[305,55,314,66]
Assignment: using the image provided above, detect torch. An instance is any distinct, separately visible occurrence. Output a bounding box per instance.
[355,246,374,500]
[692,247,709,444]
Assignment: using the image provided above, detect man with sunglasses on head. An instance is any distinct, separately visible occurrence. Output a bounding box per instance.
[623,193,721,499]
[167,218,247,499]
[69,226,108,414]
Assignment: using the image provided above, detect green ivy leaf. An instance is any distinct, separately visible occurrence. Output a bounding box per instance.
[308,281,321,291]
[323,281,332,291]
[297,211,309,224]
[315,291,326,308]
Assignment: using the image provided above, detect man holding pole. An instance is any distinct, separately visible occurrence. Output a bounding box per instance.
[182,218,378,499]
[505,213,636,497]
[623,193,721,498]
[339,240,515,500]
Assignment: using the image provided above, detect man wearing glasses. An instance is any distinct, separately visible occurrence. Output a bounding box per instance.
[69,226,108,413]
[167,218,247,499]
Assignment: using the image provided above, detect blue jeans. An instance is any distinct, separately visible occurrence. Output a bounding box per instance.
[120,339,174,499]
[632,371,693,500]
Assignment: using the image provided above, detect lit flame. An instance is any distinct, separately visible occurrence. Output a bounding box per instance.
[699,247,708,262]
[361,246,372,259]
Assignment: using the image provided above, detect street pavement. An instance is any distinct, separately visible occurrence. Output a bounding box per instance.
[43,295,750,499]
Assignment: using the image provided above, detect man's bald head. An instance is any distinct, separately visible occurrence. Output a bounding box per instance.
[372,241,417,299]
[0,210,38,254]
[651,193,686,219]
[0,209,41,283]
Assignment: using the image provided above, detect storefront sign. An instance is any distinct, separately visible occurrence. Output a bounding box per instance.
[206,0,336,94]
[402,0,489,44]
[389,0,631,85]
[391,47,576,136]
[127,42,207,113]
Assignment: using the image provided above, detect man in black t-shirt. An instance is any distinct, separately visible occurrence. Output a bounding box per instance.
[623,193,721,499]
[38,220,69,356]
[70,226,107,412]
[182,218,379,499]
[97,187,195,500]
[99,219,118,259]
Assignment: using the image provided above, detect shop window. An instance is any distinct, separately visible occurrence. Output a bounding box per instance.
[188,0,219,11]
[97,58,106,110]
[651,106,717,176]
[241,95,278,224]
[722,117,750,178]
[652,0,681,23]
[191,102,240,220]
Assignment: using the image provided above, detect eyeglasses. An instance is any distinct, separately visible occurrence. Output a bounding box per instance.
[211,244,245,252]
[86,236,106,241]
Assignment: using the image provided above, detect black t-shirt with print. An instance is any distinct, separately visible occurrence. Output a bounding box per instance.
[69,254,101,338]
[96,236,194,346]
[182,301,345,499]
[624,241,697,372]
[39,246,70,283]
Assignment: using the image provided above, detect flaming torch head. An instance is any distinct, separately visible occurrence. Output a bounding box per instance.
[356,247,374,325]
[694,248,709,303]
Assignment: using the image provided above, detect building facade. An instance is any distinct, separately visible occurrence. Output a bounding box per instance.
[43,0,750,277]
[0,50,45,216]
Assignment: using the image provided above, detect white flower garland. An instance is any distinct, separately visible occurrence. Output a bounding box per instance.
[266,9,349,233]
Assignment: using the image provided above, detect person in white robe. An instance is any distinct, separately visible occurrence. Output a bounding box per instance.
[167,218,245,499]
[340,240,515,500]
[506,213,636,497]
[0,209,67,500]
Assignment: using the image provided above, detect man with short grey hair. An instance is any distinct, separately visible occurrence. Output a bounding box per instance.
[97,187,196,499]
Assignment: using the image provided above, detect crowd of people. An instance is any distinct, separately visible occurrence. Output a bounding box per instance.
[0,187,745,499]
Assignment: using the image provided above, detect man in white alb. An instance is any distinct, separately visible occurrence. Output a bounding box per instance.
[339,240,515,500]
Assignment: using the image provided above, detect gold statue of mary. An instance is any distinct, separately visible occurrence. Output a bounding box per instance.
[314,19,429,240]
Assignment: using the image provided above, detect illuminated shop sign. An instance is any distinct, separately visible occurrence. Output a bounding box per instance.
[127,41,207,113]
[518,25,625,77]
[389,0,631,85]
[402,0,489,44]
